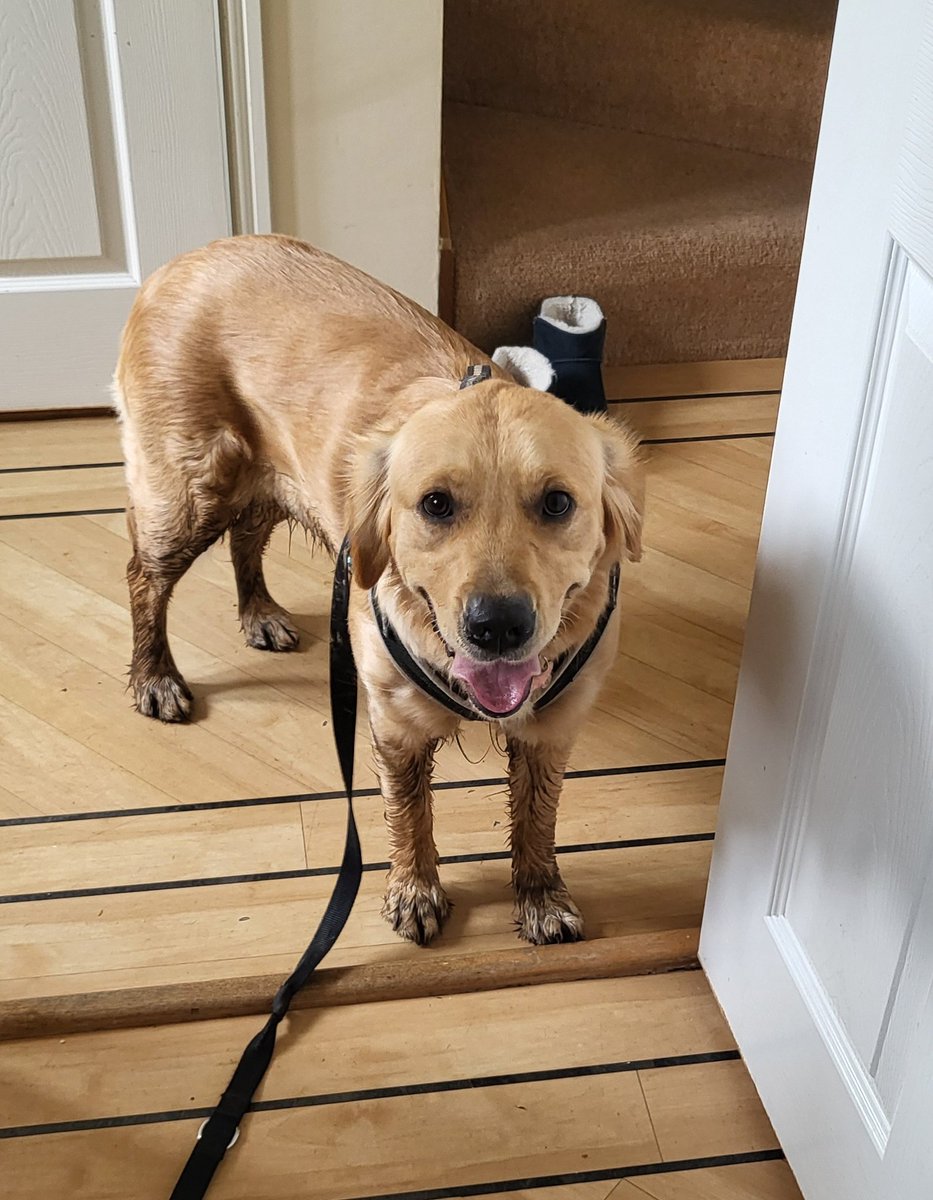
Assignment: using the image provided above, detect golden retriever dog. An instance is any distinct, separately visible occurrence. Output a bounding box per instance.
[114,235,643,946]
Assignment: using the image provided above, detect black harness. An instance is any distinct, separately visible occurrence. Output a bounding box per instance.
[168,363,617,1197]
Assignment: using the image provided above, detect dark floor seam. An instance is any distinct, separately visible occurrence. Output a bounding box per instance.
[0,462,123,475]
[0,1050,741,1139]
[611,389,780,404]
[0,506,125,521]
[0,758,726,828]
[0,423,779,483]
[643,431,775,445]
[344,1149,786,1200]
[0,831,715,904]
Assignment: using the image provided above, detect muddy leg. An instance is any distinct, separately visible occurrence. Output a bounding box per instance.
[508,737,584,944]
[230,503,298,651]
[376,735,450,945]
[127,511,225,722]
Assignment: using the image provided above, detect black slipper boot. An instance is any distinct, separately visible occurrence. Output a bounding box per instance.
[533,296,608,415]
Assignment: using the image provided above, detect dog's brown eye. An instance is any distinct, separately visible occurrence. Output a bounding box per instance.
[543,490,574,519]
[421,491,454,520]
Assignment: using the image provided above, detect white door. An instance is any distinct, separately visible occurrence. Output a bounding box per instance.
[701,0,933,1196]
[0,0,233,412]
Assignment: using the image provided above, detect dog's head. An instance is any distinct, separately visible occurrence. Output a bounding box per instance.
[346,380,643,718]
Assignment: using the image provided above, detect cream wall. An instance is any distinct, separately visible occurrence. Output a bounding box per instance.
[261,0,443,312]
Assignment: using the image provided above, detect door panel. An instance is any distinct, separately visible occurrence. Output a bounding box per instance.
[1,1,102,261]
[701,1,933,1196]
[771,248,933,1141]
[0,0,231,411]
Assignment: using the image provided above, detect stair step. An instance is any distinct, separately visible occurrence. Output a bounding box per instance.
[444,0,835,162]
[443,103,812,365]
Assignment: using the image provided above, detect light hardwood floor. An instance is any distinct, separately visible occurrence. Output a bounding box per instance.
[0,359,803,1199]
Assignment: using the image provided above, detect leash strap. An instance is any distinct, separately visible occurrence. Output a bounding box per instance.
[169,537,362,1200]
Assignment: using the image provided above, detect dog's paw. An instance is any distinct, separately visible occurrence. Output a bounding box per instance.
[242,606,300,652]
[132,672,193,723]
[514,884,585,945]
[382,877,451,946]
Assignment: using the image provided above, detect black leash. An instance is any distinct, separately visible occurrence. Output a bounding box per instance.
[169,537,362,1200]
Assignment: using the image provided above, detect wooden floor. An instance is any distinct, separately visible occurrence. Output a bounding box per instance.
[0,360,803,1199]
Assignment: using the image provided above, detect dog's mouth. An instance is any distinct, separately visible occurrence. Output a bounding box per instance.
[417,587,552,717]
[450,653,552,718]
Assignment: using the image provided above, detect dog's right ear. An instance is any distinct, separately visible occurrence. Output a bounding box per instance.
[592,416,644,563]
[345,430,393,589]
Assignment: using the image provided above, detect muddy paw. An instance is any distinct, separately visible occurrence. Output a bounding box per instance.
[515,884,585,945]
[242,606,300,652]
[382,877,451,946]
[132,672,193,723]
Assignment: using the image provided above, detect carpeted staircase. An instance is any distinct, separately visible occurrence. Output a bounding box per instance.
[442,0,836,365]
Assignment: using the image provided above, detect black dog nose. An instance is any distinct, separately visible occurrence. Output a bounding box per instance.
[463,594,535,654]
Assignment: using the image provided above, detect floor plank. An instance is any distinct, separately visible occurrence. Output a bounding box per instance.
[0,464,126,515]
[624,1160,803,1199]
[604,359,784,400]
[661,438,774,490]
[648,451,768,533]
[644,499,758,589]
[613,394,778,440]
[0,415,120,470]
[3,1074,659,1200]
[640,1059,779,1161]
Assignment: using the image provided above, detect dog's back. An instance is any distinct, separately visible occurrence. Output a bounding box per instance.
[114,235,481,525]
[114,235,494,720]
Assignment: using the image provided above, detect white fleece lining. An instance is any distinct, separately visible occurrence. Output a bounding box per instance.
[491,345,555,391]
[538,295,604,334]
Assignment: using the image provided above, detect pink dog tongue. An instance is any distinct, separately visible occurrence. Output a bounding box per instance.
[452,655,541,715]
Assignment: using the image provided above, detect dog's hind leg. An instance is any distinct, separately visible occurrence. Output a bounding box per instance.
[127,502,228,722]
[122,418,248,722]
[230,502,299,652]
[507,737,584,944]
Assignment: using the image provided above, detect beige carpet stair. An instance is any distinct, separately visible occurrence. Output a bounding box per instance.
[443,0,836,365]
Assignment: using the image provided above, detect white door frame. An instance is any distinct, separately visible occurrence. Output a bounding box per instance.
[218,0,271,236]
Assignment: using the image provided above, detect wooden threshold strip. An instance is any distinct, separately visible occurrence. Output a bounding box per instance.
[0,928,698,1041]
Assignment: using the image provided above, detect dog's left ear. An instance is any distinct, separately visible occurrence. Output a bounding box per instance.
[593,417,644,563]
[345,430,393,589]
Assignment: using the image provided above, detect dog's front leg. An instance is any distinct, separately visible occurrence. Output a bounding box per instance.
[374,733,450,946]
[507,737,584,944]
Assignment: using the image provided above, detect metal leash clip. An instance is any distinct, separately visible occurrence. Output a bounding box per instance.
[196,1120,239,1151]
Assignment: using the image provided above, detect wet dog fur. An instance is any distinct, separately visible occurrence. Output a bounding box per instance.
[114,235,643,946]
